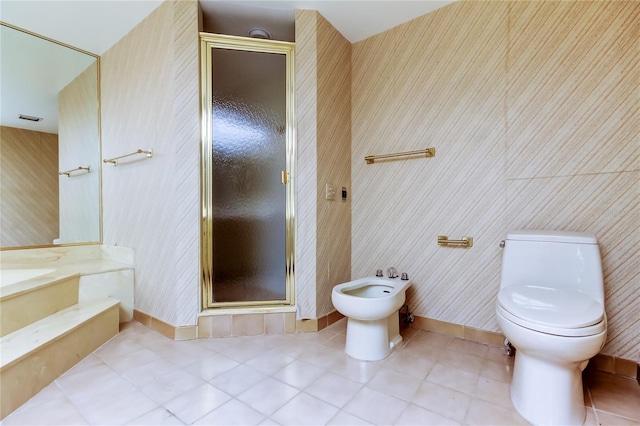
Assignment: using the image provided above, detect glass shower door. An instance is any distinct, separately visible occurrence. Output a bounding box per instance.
[201,35,295,308]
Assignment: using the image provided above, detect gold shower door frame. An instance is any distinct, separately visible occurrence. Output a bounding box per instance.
[200,33,296,310]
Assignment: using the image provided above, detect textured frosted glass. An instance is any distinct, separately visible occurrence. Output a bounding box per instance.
[211,48,287,303]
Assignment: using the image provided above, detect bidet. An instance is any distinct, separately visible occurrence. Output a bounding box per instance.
[332,276,411,360]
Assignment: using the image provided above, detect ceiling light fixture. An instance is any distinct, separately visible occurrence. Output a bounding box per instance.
[18,114,43,122]
[248,28,271,40]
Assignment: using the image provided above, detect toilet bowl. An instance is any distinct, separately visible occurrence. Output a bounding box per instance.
[496,230,607,426]
[332,276,410,361]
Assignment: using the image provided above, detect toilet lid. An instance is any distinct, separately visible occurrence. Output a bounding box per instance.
[498,285,604,329]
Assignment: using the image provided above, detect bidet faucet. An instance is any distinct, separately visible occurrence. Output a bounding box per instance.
[387,267,398,278]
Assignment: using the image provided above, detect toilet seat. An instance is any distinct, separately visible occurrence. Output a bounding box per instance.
[497,285,605,337]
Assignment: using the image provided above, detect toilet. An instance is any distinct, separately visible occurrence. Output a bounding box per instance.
[332,276,410,361]
[496,230,607,426]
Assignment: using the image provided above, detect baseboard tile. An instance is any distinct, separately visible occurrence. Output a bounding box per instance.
[133,309,196,341]
[296,310,345,332]
[196,311,297,338]
[411,315,637,379]
[590,354,639,379]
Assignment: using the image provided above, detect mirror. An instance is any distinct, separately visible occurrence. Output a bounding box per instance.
[0,23,101,248]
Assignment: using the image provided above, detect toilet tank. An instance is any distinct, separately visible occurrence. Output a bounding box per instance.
[500,230,604,304]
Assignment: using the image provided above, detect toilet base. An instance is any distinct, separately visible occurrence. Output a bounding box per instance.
[511,352,586,426]
[345,312,401,361]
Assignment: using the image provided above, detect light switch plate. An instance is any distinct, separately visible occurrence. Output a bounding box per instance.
[325,183,336,200]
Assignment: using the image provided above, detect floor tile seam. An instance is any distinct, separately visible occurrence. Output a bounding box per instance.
[393,402,460,426]
[383,387,422,405]
[410,395,467,425]
[165,392,229,426]
[339,386,409,426]
[244,363,308,394]
[160,382,238,425]
[93,347,162,373]
[593,407,640,422]
[235,373,300,404]
[325,408,372,426]
[326,383,372,415]
[424,365,483,396]
[69,383,158,425]
[205,397,266,425]
[12,382,92,425]
[588,384,640,400]
[56,356,131,397]
[462,397,511,425]
[587,387,601,426]
[239,387,301,417]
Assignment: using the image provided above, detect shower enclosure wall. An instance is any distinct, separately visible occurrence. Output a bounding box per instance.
[200,34,295,309]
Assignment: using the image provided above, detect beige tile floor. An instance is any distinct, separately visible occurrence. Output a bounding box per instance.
[3,319,638,425]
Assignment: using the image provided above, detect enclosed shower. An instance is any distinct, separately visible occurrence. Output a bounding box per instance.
[200,34,295,309]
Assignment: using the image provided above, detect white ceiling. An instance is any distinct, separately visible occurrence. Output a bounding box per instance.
[0,0,453,133]
[1,1,454,55]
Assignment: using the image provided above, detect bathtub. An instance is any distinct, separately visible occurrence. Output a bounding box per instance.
[0,245,135,322]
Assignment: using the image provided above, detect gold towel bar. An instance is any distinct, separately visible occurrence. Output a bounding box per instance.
[365,147,435,164]
[59,166,91,177]
[103,149,153,166]
[438,235,473,248]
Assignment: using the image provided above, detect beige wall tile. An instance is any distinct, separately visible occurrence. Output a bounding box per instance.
[265,313,284,335]
[101,0,200,328]
[352,1,508,337]
[614,358,639,379]
[296,318,318,333]
[150,316,175,340]
[284,312,297,334]
[315,13,352,318]
[232,314,264,336]
[590,354,615,375]
[295,10,352,320]
[0,126,59,247]
[197,316,213,338]
[506,1,639,179]
[211,315,232,338]
[58,62,100,244]
[413,317,464,339]
[295,9,319,320]
[174,326,196,341]
[351,0,638,361]
[327,311,344,327]
[133,309,151,328]
[464,326,504,347]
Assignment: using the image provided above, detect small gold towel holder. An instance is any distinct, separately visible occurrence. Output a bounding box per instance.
[59,166,91,177]
[438,235,473,248]
[365,147,435,164]
[104,149,153,166]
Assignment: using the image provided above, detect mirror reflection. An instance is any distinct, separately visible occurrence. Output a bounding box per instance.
[0,23,101,248]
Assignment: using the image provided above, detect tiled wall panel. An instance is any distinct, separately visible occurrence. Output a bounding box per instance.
[352,1,639,360]
[505,0,639,360]
[295,10,352,319]
[352,1,508,330]
[171,0,201,326]
[58,62,100,244]
[507,1,639,179]
[101,0,200,326]
[315,14,352,317]
[294,10,319,319]
[0,126,59,247]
